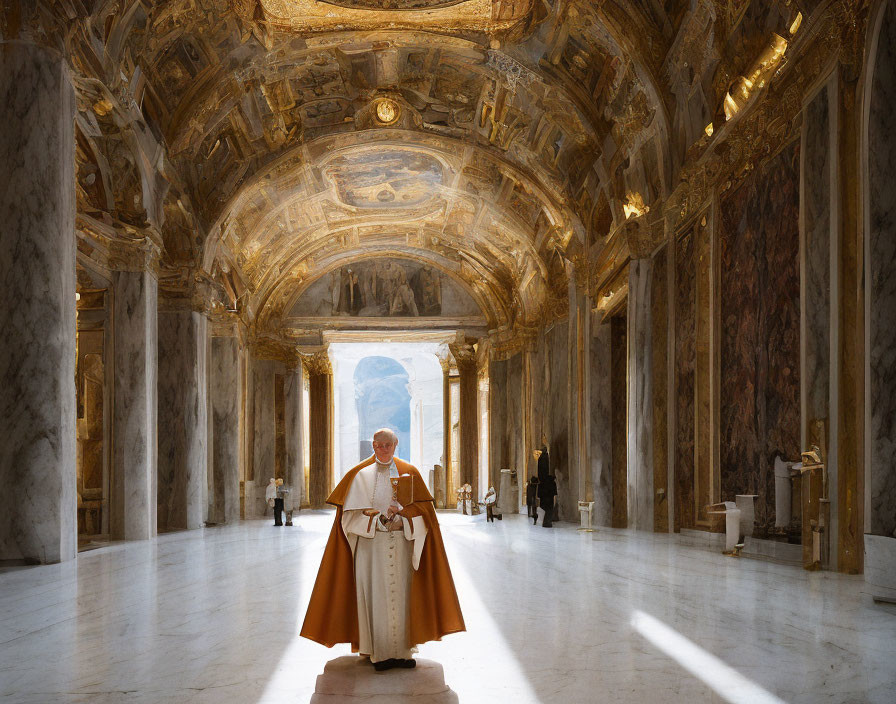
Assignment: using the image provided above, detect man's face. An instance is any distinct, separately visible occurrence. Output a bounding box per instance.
[372,437,397,464]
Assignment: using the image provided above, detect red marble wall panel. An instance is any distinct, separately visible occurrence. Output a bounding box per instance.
[675,230,696,531]
[720,141,801,530]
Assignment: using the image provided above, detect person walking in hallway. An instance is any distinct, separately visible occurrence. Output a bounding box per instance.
[526,475,540,524]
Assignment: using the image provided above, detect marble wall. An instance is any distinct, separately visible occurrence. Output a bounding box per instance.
[868,0,896,539]
[209,336,240,524]
[803,86,832,436]
[590,317,613,526]
[610,313,628,528]
[157,311,208,532]
[627,260,654,530]
[674,229,696,531]
[720,141,801,529]
[0,42,76,563]
[112,269,158,541]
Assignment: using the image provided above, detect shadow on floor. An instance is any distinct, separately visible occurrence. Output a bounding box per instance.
[310,656,459,703]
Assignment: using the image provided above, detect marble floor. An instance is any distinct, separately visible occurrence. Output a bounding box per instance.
[1,512,894,704]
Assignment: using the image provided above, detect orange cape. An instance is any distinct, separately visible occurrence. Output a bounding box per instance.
[300,456,466,649]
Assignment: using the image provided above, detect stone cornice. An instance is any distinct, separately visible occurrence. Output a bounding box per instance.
[209,316,243,339]
[487,324,537,361]
[251,335,300,367]
[622,214,665,260]
[77,213,163,275]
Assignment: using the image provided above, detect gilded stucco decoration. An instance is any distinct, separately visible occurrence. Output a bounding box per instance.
[0,0,871,353]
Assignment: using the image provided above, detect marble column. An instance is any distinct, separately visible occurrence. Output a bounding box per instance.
[306,352,333,507]
[452,344,479,502]
[0,42,76,563]
[488,358,508,487]
[157,308,208,532]
[111,266,158,541]
[285,363,304,507]
[440,356,453,508]
[866,1,896,581]
[210,334,240,524]
[251,357,277,517]
[802,81,837,566]
[569,274,592,513]
[627,260,654,530]
[834,64,865,573]
[590,317,613,527]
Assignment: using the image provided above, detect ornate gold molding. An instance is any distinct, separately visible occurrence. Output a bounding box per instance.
[664,0,870,235]
[251,335,300,366]
[301,349,333,376]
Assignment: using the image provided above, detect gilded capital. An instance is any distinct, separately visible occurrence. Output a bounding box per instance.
[449,342,477,371]
[302,350,333,376]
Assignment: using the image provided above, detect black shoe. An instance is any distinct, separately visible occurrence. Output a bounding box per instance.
[373,659,396,671]
[396,659,416,668]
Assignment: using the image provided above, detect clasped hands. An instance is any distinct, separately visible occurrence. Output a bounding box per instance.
[381,505,405,530]
[362,506,404,531]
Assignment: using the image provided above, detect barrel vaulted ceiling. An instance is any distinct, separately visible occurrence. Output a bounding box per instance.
[2,0,824,344]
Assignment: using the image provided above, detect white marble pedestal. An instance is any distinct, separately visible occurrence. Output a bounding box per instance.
[311,657,457,703]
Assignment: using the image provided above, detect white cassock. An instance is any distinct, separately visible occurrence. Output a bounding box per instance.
[341,460,428,663]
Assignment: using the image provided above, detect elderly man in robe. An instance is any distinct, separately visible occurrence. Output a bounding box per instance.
[301,428,465,671]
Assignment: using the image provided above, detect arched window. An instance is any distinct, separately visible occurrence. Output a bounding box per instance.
[353,357,411,461]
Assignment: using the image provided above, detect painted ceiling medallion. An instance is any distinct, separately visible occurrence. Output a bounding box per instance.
[375,98,401,125]
[253,0,527,34]
[319,0,465,9]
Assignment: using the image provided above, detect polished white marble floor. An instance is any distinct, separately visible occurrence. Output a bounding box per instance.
[1,512,894,703]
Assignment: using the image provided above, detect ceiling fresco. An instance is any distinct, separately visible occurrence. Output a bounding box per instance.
[247,0,537,34]
[2,0,852,353]
[318,0,467,9]
[288,257,482,322]
[324,149,445,209]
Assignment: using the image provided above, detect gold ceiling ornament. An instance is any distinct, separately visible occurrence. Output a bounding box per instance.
[374,98,401,126]
[622,193,649,220]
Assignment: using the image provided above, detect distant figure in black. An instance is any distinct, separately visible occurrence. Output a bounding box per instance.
[536,445,557,528]
[526,475,540,524]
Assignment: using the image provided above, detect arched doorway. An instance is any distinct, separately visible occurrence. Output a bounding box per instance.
[354,356,412,461]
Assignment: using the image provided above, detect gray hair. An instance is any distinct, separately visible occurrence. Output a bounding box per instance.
[372,428,398,445]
